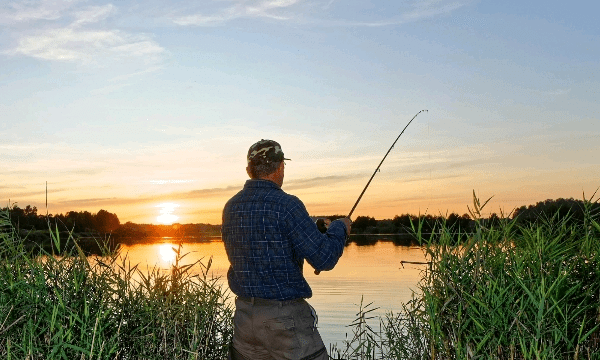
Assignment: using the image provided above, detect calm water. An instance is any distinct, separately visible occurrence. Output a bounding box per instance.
[116,238,427,348]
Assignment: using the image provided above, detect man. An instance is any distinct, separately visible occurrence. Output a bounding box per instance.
[222,139,351,360]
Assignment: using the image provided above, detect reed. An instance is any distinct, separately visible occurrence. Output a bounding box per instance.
[0,210,233,359]
[333,191,600,359]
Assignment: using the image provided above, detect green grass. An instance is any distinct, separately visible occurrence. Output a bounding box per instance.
[0,211,233,359]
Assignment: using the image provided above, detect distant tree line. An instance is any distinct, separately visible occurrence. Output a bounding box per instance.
[315,213,473,235]
[512,197,599,225]
[2,205,121,235]
[1,204,221,243]
[4,196,598,242]
[317,197,599,235]
[113,222,221,241]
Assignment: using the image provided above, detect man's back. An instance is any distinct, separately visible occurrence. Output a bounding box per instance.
[222,179,347,301]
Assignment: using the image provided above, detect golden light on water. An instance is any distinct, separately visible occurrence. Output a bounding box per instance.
[158,244,177,265]
[156,203,180,224]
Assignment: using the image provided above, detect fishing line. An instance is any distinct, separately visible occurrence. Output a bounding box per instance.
[429,117,431,207]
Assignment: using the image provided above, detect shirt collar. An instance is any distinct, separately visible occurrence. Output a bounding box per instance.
[244,179,281,189]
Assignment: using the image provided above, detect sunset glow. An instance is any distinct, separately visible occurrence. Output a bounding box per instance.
[1,1,598,224]
[156,203,180,225]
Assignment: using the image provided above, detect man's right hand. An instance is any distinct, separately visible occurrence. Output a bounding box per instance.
[341,217,352,236]
[314,217,351,276]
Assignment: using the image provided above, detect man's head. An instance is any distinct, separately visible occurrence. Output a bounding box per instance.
[246,139,290,186]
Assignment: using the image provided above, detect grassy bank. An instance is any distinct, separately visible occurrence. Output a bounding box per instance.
[2,193,599,359]
[0,211,233,359]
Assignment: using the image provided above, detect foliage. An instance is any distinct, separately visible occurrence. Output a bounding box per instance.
[352,216,378,234]
[0,209,233,359]
[332,191,600,359]
[2,204,120,235]
[513,197,600,225]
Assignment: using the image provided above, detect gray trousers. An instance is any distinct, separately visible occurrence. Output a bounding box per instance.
[230,296,328,360]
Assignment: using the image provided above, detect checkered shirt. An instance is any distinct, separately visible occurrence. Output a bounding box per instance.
[221,179,348,301]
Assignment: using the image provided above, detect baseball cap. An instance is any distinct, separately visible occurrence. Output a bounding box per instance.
[247,139,291,164]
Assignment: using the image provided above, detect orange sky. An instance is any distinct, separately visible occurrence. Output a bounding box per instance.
[6,139,598,225]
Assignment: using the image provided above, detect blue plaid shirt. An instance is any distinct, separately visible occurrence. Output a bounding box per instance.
[221,179,348,301]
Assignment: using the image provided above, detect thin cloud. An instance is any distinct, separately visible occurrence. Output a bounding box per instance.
[1,0,83,23]
[183,186,242,199]
[284,174,359,191]
[54,178,364,209]
[402,0,466,22]
[544,88,571,96]
[56,185,242,208]
[3,168,104,177]
[170,0,468,27]
[149,180,196,185]
[445,158,500,169]
[5,187,70,198]
[171,0,300,26]
[67,168,104,176]
[4,2,165,69]
[11,28,164,65]
[0,153,36,163]
[319,1,468,27]
[401,174,462,183]
[57,197,124,207]
[71,4,115,27]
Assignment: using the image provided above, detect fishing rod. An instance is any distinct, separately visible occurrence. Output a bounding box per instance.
[347,109,427,219]
[315,109,428,275]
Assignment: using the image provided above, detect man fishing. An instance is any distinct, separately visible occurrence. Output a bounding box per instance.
[222,139,351,360]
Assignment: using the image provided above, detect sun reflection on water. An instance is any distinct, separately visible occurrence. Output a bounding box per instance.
[158,243,177,265]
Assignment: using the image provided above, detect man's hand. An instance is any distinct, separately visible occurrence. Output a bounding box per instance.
[314,217,351,275]
[341,217,352,236]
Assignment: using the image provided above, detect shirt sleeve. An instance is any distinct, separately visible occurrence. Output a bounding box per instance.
[284,196,347,272]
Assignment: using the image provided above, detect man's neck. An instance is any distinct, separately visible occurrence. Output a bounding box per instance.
[255,174,282,188]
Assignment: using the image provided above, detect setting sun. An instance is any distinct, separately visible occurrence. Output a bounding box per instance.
[156,203,180,225]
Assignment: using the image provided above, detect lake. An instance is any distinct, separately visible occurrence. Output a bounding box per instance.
[115,237,428,348]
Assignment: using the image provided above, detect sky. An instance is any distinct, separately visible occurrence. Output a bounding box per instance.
[1,0,599,225]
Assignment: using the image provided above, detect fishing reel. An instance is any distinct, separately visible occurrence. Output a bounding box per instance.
[315,218,330,234]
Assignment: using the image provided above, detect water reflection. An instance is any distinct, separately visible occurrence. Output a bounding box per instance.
[158,244,177,265]
[348,234,419,247]
[113,238,427,347]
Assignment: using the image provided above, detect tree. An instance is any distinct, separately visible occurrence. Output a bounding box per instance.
[352,216,377,234]
[392,214,416,233]
[95,210,120,233]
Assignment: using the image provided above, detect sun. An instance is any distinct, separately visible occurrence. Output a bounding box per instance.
[156,203,180,225]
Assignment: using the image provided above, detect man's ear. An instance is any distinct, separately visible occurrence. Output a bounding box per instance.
[246,166,252,178]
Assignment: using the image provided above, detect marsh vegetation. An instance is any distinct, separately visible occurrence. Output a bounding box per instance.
[330,193,600,360]
[0,212,232,359]
[1,192,599,359]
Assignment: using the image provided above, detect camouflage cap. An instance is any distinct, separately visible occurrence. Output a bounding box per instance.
[247,139,290,164]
